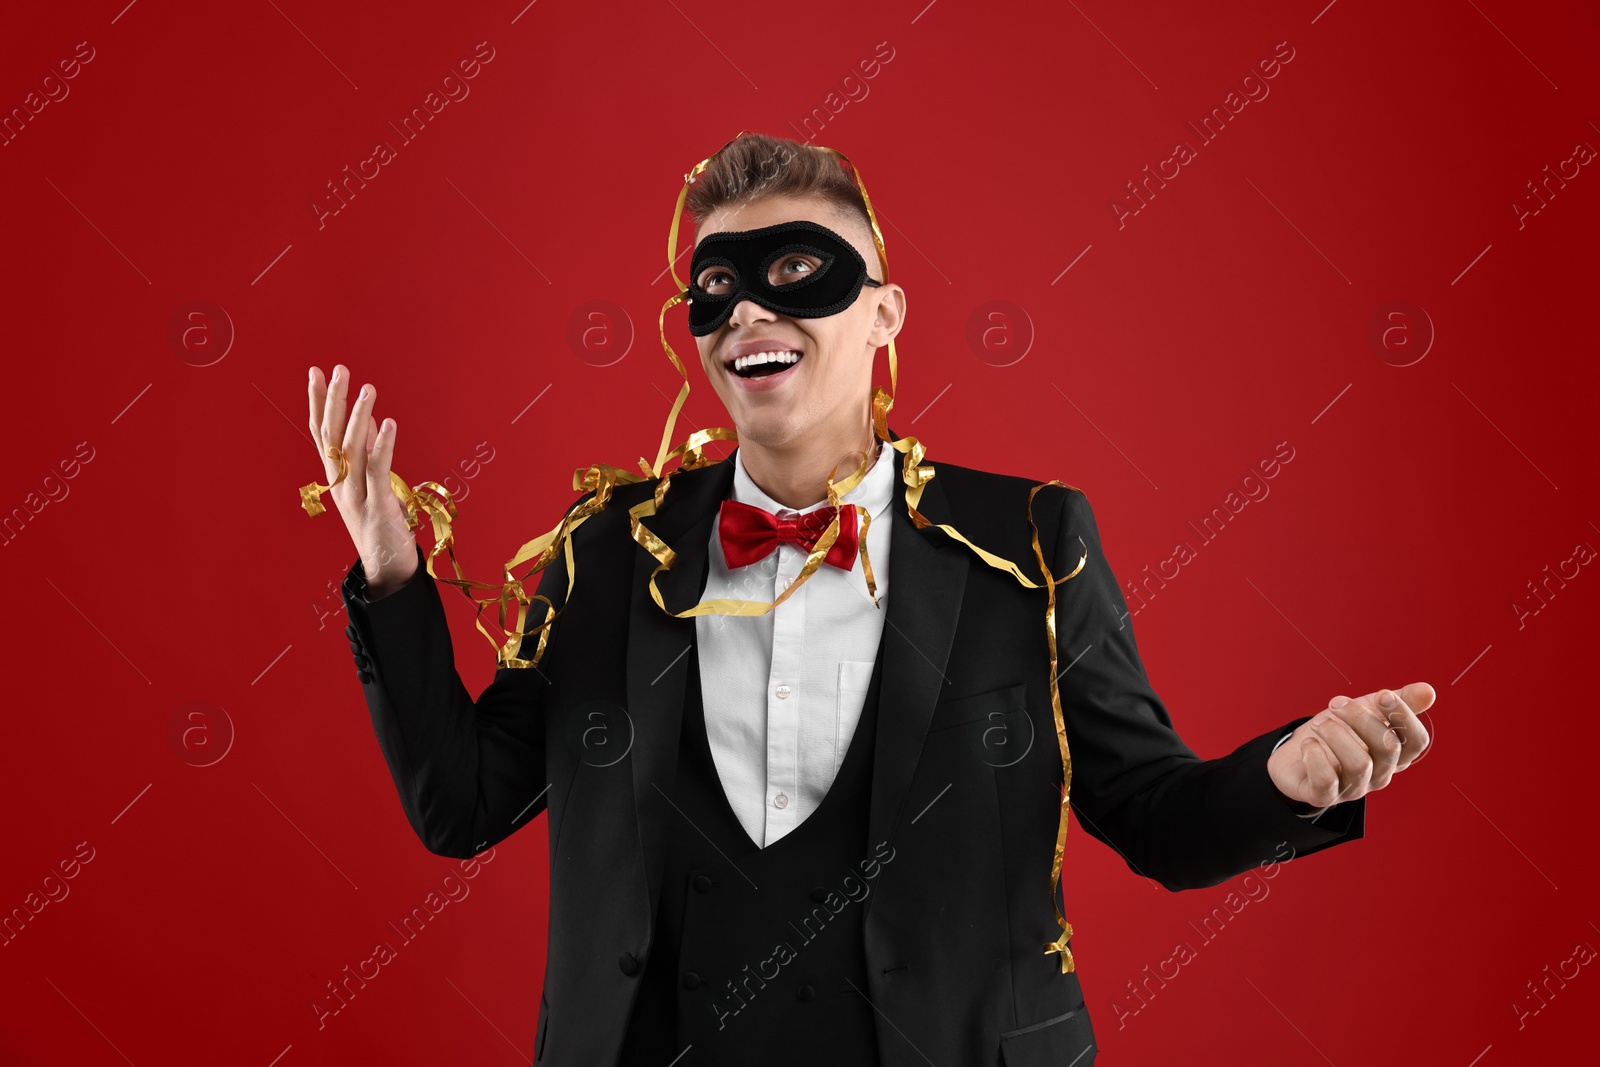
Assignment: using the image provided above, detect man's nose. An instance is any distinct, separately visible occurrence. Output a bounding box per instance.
[728,296,776,328]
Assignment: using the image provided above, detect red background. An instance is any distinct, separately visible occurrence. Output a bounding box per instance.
[3,1,1596,1063]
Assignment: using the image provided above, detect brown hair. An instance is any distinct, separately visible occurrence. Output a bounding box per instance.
[683,132,875,251]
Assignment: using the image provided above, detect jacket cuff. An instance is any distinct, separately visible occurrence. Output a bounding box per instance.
[1220,716,1366,859]
[343,543,431,608]
[340,544,446,683]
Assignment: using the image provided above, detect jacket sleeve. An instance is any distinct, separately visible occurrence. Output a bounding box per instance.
[339,506,582,859]
[1051,486,1365,891]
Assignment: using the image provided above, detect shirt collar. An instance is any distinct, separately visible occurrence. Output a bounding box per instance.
[730,438,897,520]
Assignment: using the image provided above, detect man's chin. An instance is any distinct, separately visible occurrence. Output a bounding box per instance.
[729,416,803,450]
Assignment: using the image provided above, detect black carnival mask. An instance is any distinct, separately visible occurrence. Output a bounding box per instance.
[685,219,883,337]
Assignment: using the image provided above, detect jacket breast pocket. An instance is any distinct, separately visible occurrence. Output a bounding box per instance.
[927,682,1032,768]
[999,1005,1096,1066]
[928,682,1026,731]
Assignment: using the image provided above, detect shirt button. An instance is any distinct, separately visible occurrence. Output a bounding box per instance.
[775,685,791,699]
[774,793,789,809]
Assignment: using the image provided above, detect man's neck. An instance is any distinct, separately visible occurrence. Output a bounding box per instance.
[738,430,882,511]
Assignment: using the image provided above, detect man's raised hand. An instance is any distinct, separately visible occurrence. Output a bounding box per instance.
[1266,682,1436,810]
[307,363,418,599]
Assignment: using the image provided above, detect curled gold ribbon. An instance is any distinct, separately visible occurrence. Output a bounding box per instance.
[298,131,1089,974]
[299,444,349,517]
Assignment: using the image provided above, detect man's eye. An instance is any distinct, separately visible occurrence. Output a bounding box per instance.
[769,254,819,286]
[698,269,735,292]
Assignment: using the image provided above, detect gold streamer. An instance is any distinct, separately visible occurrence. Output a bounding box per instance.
[298,131,1090,974]
[298,444,349,517]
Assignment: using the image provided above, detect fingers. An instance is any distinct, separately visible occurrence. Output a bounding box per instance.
[1289,681,1439,812]
[306,364,381,496]
[367,412,397,494]
[1399,681,1437,715]
[1298,734,1342,808]
[307,366,334,477]
[1382,686,1432,769]
[340,376,374,492]
[1308,707,1376,800]
[1345,683,1436,770]
[308,364,353,481]
[1326,695,1402,790]
[324,364,351,457]
[307,366,323,441]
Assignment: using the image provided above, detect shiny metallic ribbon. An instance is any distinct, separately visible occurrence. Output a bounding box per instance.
[299,131,1089,974]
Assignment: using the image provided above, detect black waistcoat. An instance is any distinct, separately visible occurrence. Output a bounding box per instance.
[617,627,886,1066]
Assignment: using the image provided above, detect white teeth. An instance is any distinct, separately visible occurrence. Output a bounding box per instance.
[733,350,801,373]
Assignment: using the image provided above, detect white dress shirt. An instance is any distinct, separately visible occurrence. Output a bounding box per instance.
[694,441,897,849]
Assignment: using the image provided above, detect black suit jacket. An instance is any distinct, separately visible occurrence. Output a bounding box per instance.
[339,429,1364,1066]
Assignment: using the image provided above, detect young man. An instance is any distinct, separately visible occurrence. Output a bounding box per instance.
[310,133,1434,1066]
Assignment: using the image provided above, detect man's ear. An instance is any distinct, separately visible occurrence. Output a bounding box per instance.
[869,283,907,348]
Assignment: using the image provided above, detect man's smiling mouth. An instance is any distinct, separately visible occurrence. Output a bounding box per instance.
[730,350,804,378]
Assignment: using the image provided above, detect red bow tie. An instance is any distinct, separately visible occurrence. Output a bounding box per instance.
[717,498,860,570]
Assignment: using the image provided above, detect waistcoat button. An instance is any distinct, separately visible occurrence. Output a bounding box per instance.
[809,887,829,903]
[618,952,641,977]
[682,972,701,990]
[797,983,816,1002]
[692,874,713,893]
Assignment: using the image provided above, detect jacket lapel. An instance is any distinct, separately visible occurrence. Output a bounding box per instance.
[865,455,966,882]
[624,429,970,922]
[626,452,736,912]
